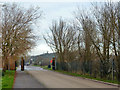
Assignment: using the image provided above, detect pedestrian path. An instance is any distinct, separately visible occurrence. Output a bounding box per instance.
[13,70,45,88]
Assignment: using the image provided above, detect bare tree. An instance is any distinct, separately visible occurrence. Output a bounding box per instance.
[44,19,77,71]
[117,1,120,83]
[1,3,42,71]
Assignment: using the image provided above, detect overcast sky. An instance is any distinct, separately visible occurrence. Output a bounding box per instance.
[0,0,119,56]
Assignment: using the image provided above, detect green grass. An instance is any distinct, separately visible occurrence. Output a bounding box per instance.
[0,70,2,89]
[41,65,119,85]
[33,65,41,67]
[2,70,15,88]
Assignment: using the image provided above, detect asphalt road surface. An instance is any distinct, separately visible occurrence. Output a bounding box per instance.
[25,66,118,88]
[17,65,47,71]
[14,71,45,88]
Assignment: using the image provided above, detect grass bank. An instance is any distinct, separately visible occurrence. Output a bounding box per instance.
[2,70,15,88]
[40,65,119,85]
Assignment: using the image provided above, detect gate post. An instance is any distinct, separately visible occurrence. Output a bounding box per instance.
[52,57,55,70]
[21,57,24,71]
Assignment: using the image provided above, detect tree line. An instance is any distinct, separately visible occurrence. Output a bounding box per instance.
[44,2,120,81]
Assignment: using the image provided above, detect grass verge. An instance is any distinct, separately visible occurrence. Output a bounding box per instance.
[2,70,15,88]
[0,70,2,89]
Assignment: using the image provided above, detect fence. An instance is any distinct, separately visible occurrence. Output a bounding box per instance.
[56,59,118,80]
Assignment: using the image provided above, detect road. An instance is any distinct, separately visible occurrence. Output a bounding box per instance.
[17,65,47,71]
[24,66,118,88]
[14,71,45,88]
